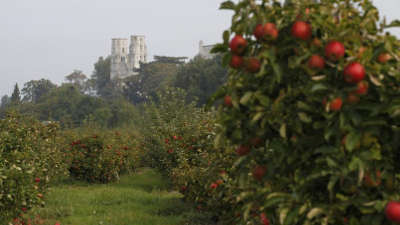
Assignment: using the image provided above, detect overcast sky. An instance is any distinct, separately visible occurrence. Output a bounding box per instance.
[0,0,399,97]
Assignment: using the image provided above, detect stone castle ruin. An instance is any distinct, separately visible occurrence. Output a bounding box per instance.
[110,35,217,80]
[198,40,215,59]
[110,35,147,79]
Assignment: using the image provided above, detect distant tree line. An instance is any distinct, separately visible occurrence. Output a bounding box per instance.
[0,54,227,128]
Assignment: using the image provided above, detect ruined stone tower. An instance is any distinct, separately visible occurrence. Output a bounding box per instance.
[110,35,147,79]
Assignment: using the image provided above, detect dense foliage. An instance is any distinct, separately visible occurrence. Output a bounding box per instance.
[208,0,400,224]
[0,114,67,224]
[66,130,141,183]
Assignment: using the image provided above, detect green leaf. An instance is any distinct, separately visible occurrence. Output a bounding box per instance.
[240,92,253,105]
[280,124,287,138]
[252,112,264,123]
[298,112,312,123]
[297,101,313,111]
[255,93,270,107]
[210,43,228,54]
[219,1,235,10]
[307,208,324,219]
[345,131,361,151]
[311,83,328,92]
[223,30,230,44]
[284,207,299,225]
[271,62,283,83]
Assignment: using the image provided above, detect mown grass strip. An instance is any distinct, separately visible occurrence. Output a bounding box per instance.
[28,168,209,225]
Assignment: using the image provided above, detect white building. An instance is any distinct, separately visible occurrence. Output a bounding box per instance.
[110,35,147,79]
[198,40,216,59]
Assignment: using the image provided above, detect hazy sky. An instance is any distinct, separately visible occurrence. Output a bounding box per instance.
[0,0,399,96]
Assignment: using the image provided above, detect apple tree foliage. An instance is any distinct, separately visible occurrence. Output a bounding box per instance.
[210,0,400,224]
[0,113,67,223]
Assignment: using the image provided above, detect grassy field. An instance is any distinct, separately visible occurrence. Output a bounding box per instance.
[27,168,211,225]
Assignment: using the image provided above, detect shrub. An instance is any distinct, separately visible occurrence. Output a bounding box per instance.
[0,113,66,223]
[66,129,141,183]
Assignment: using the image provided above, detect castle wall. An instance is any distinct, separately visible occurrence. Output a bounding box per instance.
[111,38,130,79]
[111,35,147,80]
[198,40,215,59]
[129,35,147,69]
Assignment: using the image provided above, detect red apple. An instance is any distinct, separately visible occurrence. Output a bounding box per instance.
[35,177,40,183]
[245,58,261,73]
[253,24,265,40]
[330,98,343,111]
[236,145,250,156]
[291,21,312,40]
[354,81,368,95]
[308,55,325,70]
[224,95,233,107]
[378,53,391,63]
[344,62,365,83]
[210,182,218,189]
[358,46,367,58]
[260,213,270,225]
[230,35,247,55]
[264,23,278,39]
[385,201,400,223]
[312,38,322,47]
[325,41,345,60]
[230,55,244,69]
[346,94,360,104]
[252,165,267,181]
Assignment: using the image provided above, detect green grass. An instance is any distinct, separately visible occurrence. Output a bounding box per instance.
[28,168,212,225]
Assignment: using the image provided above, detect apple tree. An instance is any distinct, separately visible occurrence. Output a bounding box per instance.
[211,0,400,224]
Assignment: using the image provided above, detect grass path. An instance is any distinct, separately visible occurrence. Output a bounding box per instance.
[28,168,208,225]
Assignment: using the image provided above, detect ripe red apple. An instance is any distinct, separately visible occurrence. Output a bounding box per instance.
[230,55,244,69]
[260,213,270,225]
[291,21,312,40]
[35,178,40,183]
[230,35,247,55]
[354,81,368,95]
[378,53,392,63]
[344,62,365,83]
[358,46,367,58]
[312,38,322,47]
[264,23,278,39]
[224,95,233,107]
[210,182,218,189]
[252,165,267,181]
[308,55,325,70]
[236,145,250,156]
[330,98,343,111]
[245,58,261,73]
[253,24,265,40]
[325,41,345,60]
[346,94,360,104]
[385,201,400,223]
